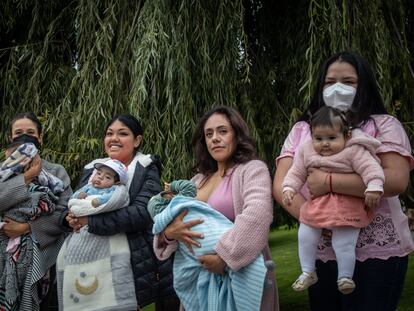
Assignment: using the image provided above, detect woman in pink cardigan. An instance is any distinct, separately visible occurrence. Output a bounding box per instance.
[154,106,279,311]
[273,51,414,311]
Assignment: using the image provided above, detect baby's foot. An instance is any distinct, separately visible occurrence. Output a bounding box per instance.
[292,271,318,291]
[337,277,355,294]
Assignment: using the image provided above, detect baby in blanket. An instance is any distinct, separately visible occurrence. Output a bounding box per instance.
[70,159,128,208]
[148,180,273,311]
[57,159,137,311]
[0,139,63,254]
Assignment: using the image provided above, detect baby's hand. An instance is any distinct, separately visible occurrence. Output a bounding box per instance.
[91,198,99,208]
[164,182,171,192]
[78,192,87,199]
[162,192,174,201]
[283,191,295,206]
[364,191,382,209]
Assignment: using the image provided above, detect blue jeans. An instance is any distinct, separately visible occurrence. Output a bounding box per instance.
[308,256,408,311]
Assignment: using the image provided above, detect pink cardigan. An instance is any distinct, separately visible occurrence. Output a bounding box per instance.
[154,160,273,269]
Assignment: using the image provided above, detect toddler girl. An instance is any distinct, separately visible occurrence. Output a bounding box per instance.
[282,106,384,294]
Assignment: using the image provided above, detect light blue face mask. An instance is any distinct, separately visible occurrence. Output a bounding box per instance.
[323,82,356,111]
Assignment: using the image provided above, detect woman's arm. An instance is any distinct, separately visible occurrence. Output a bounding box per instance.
[0,155,42,210]
[306,168,366,198]
[379,152,410,196]
[273,157,305,220]
[0,175,30,211]
[28,162,72,248]
[214,160,273,271]
[87,162,160,235]
[306,152,410,199]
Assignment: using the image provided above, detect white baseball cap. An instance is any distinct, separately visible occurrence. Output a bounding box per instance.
[94,159,128,184]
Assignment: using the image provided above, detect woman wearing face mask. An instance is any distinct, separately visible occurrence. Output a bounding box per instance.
[0,112,72,311]
[273,51,414,311]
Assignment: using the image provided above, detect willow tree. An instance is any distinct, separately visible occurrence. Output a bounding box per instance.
[1,0,413,224]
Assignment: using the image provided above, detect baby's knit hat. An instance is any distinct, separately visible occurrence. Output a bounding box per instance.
[147,180,197,219]
[170,180,197,197]
[94,159,128,184]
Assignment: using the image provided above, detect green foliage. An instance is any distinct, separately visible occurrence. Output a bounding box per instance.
[1,0,413,224]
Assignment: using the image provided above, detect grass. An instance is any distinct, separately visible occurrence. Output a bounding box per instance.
[143,227,414,311]
[269,227,414,311]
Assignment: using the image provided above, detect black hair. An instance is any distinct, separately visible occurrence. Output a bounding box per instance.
[192,106,257,175]
[104,114,144,152]
[310,106,350,136]
[299,51,388,127]
[9,112,43,136]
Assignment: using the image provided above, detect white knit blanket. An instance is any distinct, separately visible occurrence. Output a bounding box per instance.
[56,185,137,311]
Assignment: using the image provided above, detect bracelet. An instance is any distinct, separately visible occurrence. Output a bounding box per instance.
[329,172,333,193]
[163,231,176,245]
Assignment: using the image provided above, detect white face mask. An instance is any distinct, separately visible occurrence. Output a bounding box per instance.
[323,82,356,111]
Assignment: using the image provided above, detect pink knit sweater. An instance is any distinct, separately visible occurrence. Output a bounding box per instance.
[283,129,384,194]
[154,160,273,269]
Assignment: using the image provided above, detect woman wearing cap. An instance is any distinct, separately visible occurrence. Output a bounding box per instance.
[0,112,72,311]
[64,114,178,310]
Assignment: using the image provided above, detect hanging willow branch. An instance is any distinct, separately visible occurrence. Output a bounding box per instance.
[1,0,413,221]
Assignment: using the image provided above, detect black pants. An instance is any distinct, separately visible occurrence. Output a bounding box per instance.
[308,256,408,311]
[154,295,180,311]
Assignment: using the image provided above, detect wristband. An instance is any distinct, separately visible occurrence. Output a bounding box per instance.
[329,172,333,193]
[163,231,176,245]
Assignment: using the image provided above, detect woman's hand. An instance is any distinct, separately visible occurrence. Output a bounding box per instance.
[164,209,204,254]
[23,154,42,185]
[66,212,88,232]
[307,168,330,198]
[1,218,31,238]
[198,254,226,274]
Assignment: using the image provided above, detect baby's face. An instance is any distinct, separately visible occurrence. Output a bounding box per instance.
[5,147,16,158]
[91,167,116,189]
[312,124,347,156]
[5,143,21,158]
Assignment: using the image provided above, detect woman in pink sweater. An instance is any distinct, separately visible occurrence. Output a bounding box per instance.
[154,106,279,311]
[282,106,384,295]
[273,51,414,311]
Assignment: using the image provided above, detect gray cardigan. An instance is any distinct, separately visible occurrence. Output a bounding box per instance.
[0,159,72,310]
[0,159,72,248]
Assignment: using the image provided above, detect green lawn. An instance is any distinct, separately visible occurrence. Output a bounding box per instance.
[143,228,414,311]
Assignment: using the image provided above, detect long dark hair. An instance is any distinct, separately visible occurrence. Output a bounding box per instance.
[299,51,388,127]
[104,114,144,153]
[9,112,43,137]
[192,106,257,175]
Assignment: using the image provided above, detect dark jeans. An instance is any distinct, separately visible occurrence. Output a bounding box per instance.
[308,256,408,311]
[154,296,180,311]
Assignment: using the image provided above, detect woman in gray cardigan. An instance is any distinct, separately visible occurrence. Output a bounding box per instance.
[0,112,72,310]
